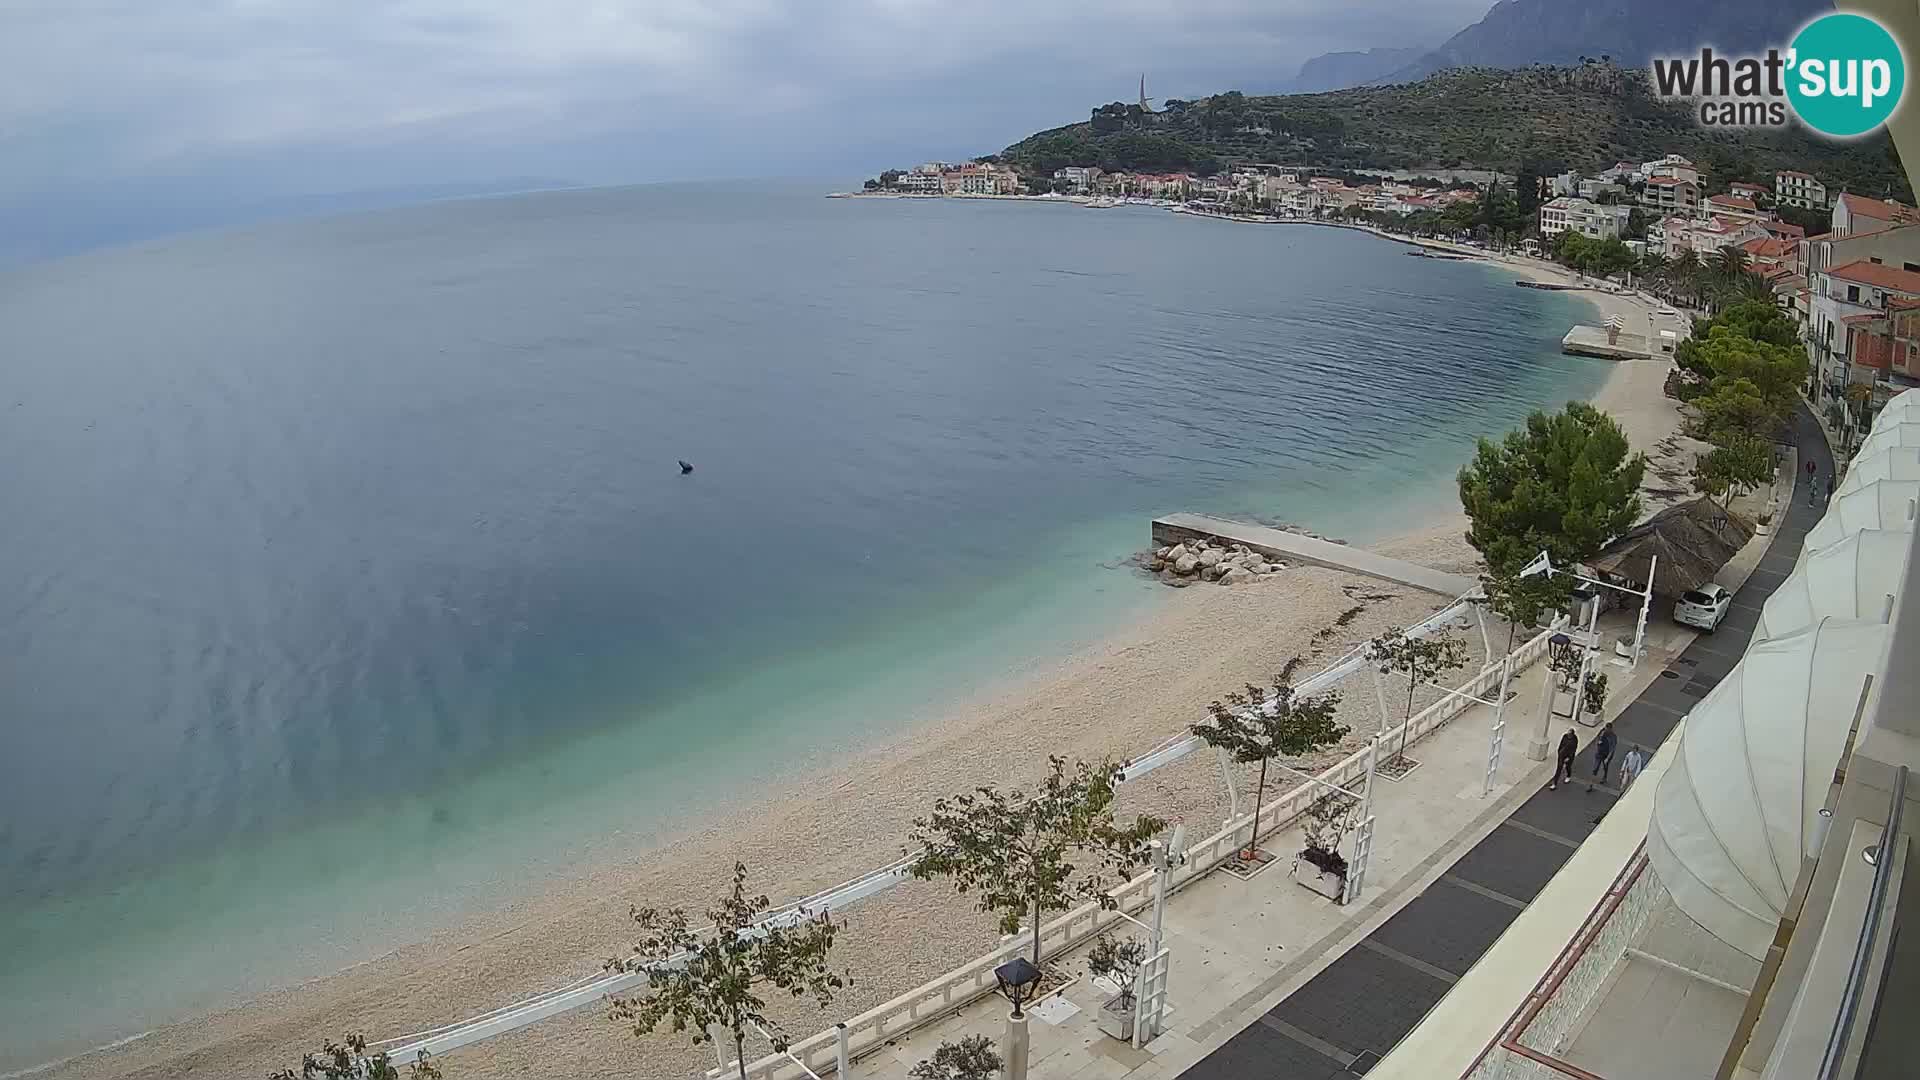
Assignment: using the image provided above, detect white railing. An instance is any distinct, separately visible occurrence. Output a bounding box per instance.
[723,623,1564,1080]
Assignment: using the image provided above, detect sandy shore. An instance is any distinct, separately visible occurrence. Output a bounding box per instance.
[36,254,1691,1080]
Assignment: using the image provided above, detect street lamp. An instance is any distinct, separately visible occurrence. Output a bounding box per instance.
[1519,550,1657,760]
[993,956,1042,1019]
[994,956,1043,1080]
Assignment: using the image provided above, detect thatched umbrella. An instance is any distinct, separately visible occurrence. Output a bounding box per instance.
[1589,497,1754,597]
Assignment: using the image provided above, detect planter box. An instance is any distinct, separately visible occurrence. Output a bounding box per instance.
[1292,859,1347,903]
[1096,995,1137,1041]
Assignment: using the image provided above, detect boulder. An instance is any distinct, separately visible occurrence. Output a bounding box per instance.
[1167,544,1190,563]
[1173,553,1200,575]
[1247,560,1269,574]
[1203,563,1226,581]
[1147,559,1165,572]
[1220,566,1252,585]
[1155,546,1171,559]
[1198,548,1223,568]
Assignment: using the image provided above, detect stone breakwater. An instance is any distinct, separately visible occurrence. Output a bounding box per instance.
[1141,536,1290,588]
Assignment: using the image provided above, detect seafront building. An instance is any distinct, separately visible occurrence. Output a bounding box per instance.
[1776,169,1830,209]
[1538,196,1630,240]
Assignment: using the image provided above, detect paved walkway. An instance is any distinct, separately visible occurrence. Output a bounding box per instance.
[1172,403,1833,1079]
[1152,514,1478,597]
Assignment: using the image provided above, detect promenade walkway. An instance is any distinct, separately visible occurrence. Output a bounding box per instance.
[1152,514,1477,597]
[1170,402,1832,1079]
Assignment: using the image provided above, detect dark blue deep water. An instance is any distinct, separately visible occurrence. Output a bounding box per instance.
[0,183,1604,1068]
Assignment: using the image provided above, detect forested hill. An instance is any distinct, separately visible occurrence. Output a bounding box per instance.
[1000,64,1912,200]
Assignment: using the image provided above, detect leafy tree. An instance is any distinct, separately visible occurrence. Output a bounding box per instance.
[1691,377,1779,442]
[1583,671,1610,718]
[911,1036,1003,1080]
[1086,935,1150,1008]
[1457,402,1647,574]
[907,757,1163,968]
[1692,434,1774,507]
[1190,675,1347,861]
[1475,567,1567,656]
[269,1035,440,1080]
[605,863,847,1080]
[1366,627,1469,762]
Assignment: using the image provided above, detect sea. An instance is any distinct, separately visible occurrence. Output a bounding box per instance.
[0,181,1606,1071]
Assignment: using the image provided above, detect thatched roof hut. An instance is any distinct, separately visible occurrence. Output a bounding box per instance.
[1589,498,1755,597]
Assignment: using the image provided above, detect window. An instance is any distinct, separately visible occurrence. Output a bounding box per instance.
[1850,285,1862,303]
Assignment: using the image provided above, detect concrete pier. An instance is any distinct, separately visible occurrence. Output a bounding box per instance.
[1562,324,1651,360]
[1151,513,1476,596]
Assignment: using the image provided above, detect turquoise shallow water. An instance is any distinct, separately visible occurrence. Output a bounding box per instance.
[0,184,1605,1069]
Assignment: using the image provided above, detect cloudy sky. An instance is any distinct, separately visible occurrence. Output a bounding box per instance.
[0,0,1492,256]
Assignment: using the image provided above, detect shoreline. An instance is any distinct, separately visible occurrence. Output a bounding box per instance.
[26,235,1688,1080]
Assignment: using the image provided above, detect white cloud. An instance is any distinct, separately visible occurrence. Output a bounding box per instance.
[0,0,1489,194]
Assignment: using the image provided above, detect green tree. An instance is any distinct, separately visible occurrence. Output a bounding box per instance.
[1366,627,1469,762]
[1190,674,1347,861]
[1475,566,1568,656]
[270,1035,440,1080]
[912,1036,1003,1080]
[907,757,1163,968]
[1086,935,1150,1009]
[1692,434,1774,507]
[605,863,847,1080]
[1457,402,1647,573]
[1692,377,1776,441]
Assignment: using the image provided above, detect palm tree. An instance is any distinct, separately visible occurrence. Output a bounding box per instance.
[1732,269,1776,305]
[1639,252,1670,295]
[1714,246,1749,280]
[1668,250,1701,308]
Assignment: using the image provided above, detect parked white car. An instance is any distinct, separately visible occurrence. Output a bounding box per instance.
[1674,584,1734,632]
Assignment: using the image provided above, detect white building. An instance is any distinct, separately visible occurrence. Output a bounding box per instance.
[1643,154,1700,184]
[1775,169,1828,209]
[1539,196,1631,239]
[1052,166,1101,192]
[1641,176,1702,213]
[894,172,942,193]
[1703,193,1768,223]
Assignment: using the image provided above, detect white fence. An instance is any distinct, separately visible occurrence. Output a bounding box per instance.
[726,624,1564,1080]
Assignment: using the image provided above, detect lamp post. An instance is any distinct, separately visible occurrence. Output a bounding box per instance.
[1530,632,1574,761]
[1516,550,1657,759]
[994,956,1043,1080]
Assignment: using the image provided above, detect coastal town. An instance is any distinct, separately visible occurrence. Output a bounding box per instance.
[848,152,1920,438]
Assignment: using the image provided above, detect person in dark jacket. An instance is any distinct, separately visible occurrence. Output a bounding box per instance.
[1552,728,1578,790]
[1590,723,1618,791]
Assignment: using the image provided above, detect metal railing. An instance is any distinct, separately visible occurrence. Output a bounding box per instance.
[1818,764,1909,1080]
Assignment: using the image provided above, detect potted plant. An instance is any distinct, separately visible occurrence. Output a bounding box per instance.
[1085,935,1149,1040]
[911,1035,1001,1080]
[1293,791,1358,902]
[1583,671,1610,719]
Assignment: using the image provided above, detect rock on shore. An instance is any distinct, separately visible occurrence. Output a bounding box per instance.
[1143,537,1287,587]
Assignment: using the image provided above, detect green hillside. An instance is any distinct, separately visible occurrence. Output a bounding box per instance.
[1001,64,1912,200]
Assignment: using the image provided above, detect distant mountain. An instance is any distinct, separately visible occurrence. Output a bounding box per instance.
[1284,48,1428,93]
[1001,65,1911,201]
[1287,0,1833,92]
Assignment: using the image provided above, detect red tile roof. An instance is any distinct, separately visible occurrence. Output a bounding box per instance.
[1646,176,1689,186]
[1778,170,1815,180]
[1707,194,1757,210]
[1764,221,1807,240]
[1829,258,1920,293]
[1742,236,1795,258]
[1839,192,1920,222]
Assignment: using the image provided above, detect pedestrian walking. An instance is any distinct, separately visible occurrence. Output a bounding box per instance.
[1589,722,1618,791]
[1620,745,1651,792]
[1552,728,1578,790]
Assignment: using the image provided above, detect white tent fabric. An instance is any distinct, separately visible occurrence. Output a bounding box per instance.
[1760,530,1909,640]
[1836,445,1920,495]
[1648,619,1892,959]
[1802,479,1919,554]
[1853,420,1920,461]
[1871,388,1920,425]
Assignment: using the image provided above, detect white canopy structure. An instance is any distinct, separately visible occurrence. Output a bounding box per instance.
[1759,530,1909,640]
[1871,388,1920,424]
[1802,479,1919,554]
[1853,420,1920,460]
[1648,619,1892,960]
[1836,445,1920,495]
